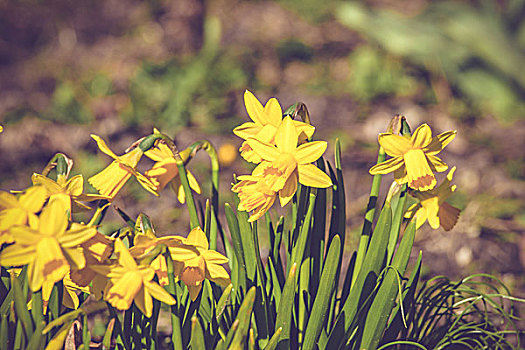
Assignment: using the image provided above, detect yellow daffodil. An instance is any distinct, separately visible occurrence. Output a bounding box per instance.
[144,143,201,203]
[0,196,97,304]
[88,135,158,199]
[232,175,277,222]
[246,116,332,207]
[369,124,456,191]
[130,233,188,287]
[233,90,315,163]
[32,173,109,213]
[63,273,90,309]
[405,167,460,231]
[0,186,48,245]
[0,125,3,133]
[91,238,175,317]
[169,227,230,301]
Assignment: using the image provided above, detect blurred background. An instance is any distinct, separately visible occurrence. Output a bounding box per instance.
[0,0,524,318]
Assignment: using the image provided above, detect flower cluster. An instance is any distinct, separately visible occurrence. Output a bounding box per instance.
[232,90,332,221]
[0,136,229,317]
[369,121,460,231]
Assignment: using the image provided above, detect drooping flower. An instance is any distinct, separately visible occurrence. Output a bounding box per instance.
[0,186,48,245]
[405,166,460,231]
[91,238,175,317]
[144,142,201,203]
[169,227,230,301]
[88,135,158,199]
[369,124,456,191]
[233,90,315,163]
[32,173,109,213]
[246,116,332,207]
[232,175,277,222]
[0,196,97,304]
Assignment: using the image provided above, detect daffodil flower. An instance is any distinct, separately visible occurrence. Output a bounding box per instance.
[0,196,97,304]
[405,166,460,231]
[88,135,158,199]
[130,233,188,287]
[233,90,315,163]
[91,238,175,317]
[0,186,48,245]
[144,143,201,203]
[32,173,109,213]
[232,175,277,222]
[62,273,90,309]
[246,116,332,207]
[169,227,230,301]
[369,124,456,191]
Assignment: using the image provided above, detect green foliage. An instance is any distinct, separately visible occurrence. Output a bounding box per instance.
[336,1,525,123]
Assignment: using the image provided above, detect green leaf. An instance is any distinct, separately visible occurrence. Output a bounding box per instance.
[263,327,282,350]
[274,263,297,348]
[190,316,206,349]
[302,235,342,350]
[11,272,33,343]
[359,220,416,349]
[225,203,248,296]
[228,287,257,349]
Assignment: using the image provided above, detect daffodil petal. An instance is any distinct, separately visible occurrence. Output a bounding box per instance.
[19,186,48,213]
[187,284,202,301]
[233,122,261,140]
[185,227,208,249]
[295,141,327,164]
[264,98,283,127]
[205,264,231,285]
[279,173,297,207]
[91,134,120,159]
[411,124,432,148]
[439,202,460,231]
[146,280,176,305]
[39,196,69,236]
[428,155,448,173]
[187,170,201,194]
[297,164,332,188]
[403,150,436,191]
[246,139,279,162]
[378,134,411,157]
[59,226,97,248]
[293,121,315,139]
[114,239,138,270]
[0,244,35,266]
[31,174,62,195]
[0,191,18,208]
[369,156,402,175]
[203,250,229,264]
[424,130,456,155]
[275,117,298,154]
[244,90,266,125]
[65,175,84,196]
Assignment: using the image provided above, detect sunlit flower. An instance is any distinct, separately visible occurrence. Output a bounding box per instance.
[88,135,158,199]
[32,173,109,213]
[91,238,175,317]
[369,124,456,191]
[0,196,97,305]
[233,90,315,163]
[232,175,277,222]
[130,233,188,287]
[405,167,460,231]
[169,227,230,301]
[0,186,48,245]
[246,116,332,206]
[144,143,201,203]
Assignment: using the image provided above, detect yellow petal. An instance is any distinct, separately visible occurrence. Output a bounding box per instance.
[33,237,69,291]
[239,142,263,163]
[0,191,19,208]
[246,139,279,162]
[0,244,35,266]
[91,134,119,160]
[279,172,297,207]
[295,141,327,164]
[403,150,436,191]
[134,171,160,196]
[264,98,283,127]
[297,164,332,188]
[293,121,315,139]
[39,196,69,236]
[106,271,143,311]
[428,155,448,173]
[244,90,266,126]
[185,227,208,249]
[0,208,27,231]
[233,122,262,140]
[6,225,41,245]
[369,156,404,175]
[424,130,457,156]
[145,280,176,305]
[410,124,432,149]
[275,117,298,154]
[205,263,231,285]
[88,161,131,198]
[31,174,62,195]
[59,226,97,248]
[114,238,138,270]
[64,175,84,196]
[134,287,153,318]
[19,186,48,213]
[378,134,411,157]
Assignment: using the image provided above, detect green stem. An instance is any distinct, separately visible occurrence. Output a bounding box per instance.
[164,250,183,350]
